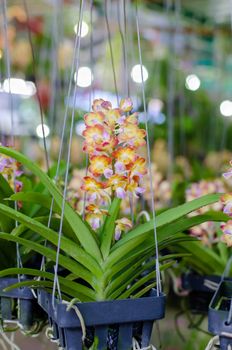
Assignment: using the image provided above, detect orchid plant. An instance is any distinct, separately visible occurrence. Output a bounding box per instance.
[171,164,232,277]
[0,98,227,303]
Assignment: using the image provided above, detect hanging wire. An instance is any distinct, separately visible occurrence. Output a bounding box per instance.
[48,0,60,137]
[83,0,94,220]
[40,0,84,272]
[104,0,119,104]
[117,0,129,98]
[135,1,161,295]
[52,0,85,307]
[174,0,187,157]
[1,0,14,148]
[2,0,23,274]
[122,0,130,98]
[22,0,50,172]
[165,0,175,184]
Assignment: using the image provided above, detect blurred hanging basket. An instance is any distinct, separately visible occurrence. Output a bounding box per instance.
[0,277,46,332]
[38,288,165,350]
[208,279,232,350]
[208,255,232,350]
[181,272,220,314]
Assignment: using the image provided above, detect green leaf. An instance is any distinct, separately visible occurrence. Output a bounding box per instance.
[0,174,14,197]
[8,192,60,214]
[100,198,121,260]
[112,194,223,251]
[121,260,176,299]
[0,233,96,289]
[0,204,103,278]
[0,174,15,232]
[0,146,102,261]
[0,268,96,301]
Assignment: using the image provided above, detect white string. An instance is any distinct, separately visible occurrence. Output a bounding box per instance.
[40,0,84,272]
[62,299,86,342]
[203,280,218,291]
[104,0,119,104]
[135,1,161,295]
[204,335,219,350]
[2,0,23,277]
[48,0,60,135]
[136,211,151,224]
[82,0,94,219]
[52,0,85,307]
[132,338,157,350]
[0,338,8,350]
[0,333,21,350]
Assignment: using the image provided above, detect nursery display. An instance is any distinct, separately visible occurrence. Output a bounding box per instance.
[0,98,227,349]
[1,0,232,350]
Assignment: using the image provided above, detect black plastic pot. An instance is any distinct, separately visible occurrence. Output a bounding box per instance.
[0,277,45,330]
[38,289,165,350]
[181,273,220,314]
[208,279,232,350]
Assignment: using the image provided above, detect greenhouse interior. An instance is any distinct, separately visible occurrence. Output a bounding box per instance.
[1,0,232,349]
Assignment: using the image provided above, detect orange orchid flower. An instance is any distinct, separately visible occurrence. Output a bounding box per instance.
[106,174,128,199]
[92,99,112,112]
[84,112,105,126]
[115,217,132,240]
[127,157,147,177]
[85,204,109,229]
[126,176,145,197]
[112,146,137,166]
[89,155,112,177]
[119,98,133,112]
[105,108,122,129]
[83,124,117,154]
[118,124,146,148]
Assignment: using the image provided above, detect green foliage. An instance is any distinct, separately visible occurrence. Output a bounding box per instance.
[0,146,226,301]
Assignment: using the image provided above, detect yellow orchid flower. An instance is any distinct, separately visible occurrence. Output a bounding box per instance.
[118,124,146,148]
[89,155,112,177]
[221,221,232,247]
[92,99,112,112]
[84,112,105,126]
[126,175,145,197]
[85,204,109,230]
[112,146,137,166]
[106,174,128,199]
[119,98,133,112]
[127,157,147,177]
[105,108,122,129]
[82,125,117,154]
[115,217,133,240]
[83,125,117,154]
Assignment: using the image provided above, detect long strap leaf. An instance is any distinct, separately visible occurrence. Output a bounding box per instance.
[0,233,97,289]
[0,268,96,301]
[112,197,224,251]
[100,198,121,260]
[0,146,102,261]
[0,203,103,277]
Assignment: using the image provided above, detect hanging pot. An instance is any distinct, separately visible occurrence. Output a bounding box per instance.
[181,272,220,314]
[38,289,165,350]
[208,279,232,350]
[0,277,45,331]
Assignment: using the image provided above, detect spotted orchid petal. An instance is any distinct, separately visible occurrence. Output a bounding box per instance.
[84,112,105,126]
[119,98,133,112]
[92,99,112,112]
[89,155,112,177]
[114,217,132,240]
